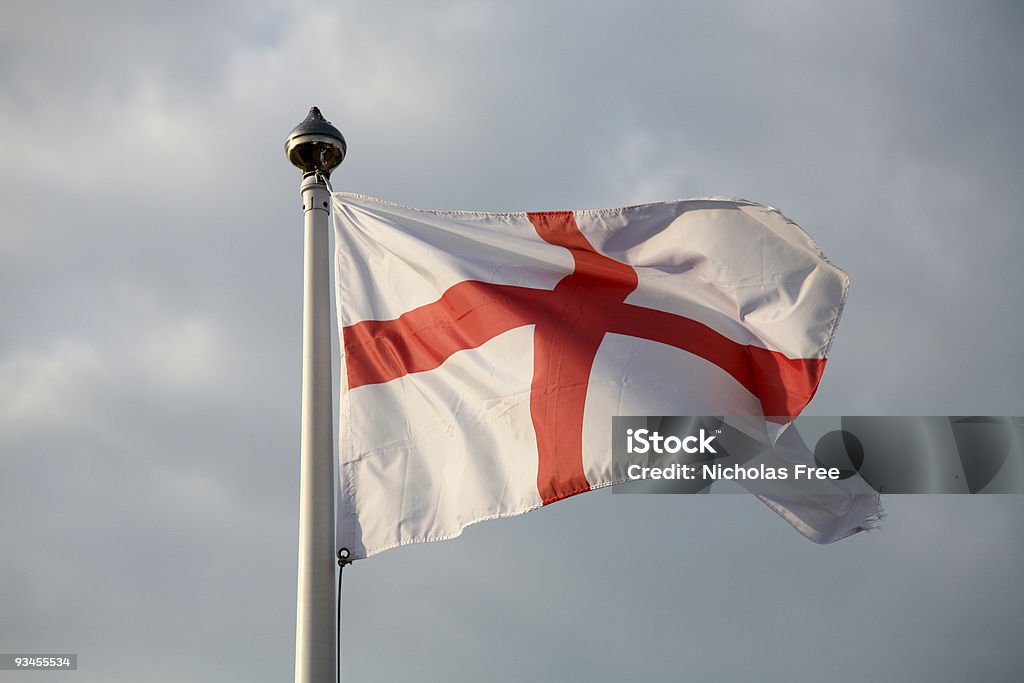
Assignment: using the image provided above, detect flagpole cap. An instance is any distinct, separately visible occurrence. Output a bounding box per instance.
[285,106,346,178]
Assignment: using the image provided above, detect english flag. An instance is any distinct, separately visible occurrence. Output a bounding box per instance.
[334,193,875,558]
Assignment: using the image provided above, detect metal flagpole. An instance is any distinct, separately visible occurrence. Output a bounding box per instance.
[285,107,347,683]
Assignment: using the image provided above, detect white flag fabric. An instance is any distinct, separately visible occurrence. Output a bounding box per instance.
[333,193,876,559]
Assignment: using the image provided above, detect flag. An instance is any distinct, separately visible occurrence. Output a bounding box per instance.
[333,193,876,558]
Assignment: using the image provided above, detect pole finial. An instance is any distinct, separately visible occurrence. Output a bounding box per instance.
[285,106,347,178]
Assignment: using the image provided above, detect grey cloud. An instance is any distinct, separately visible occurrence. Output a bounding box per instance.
[1,1,1022,681]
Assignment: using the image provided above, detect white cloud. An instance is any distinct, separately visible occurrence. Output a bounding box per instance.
[0,338,106,437]
[132,315,231,395]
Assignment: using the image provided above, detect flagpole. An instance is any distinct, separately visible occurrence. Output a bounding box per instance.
[286,107,347,683]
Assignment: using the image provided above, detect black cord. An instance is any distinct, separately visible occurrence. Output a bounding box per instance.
[337,549,351,683]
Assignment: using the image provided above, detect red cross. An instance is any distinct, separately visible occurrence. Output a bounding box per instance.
[342,212,827,505]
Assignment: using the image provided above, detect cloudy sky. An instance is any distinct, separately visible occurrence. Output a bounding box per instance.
[2,1,1023,681]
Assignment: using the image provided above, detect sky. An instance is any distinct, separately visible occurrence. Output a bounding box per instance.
[1,1,1023,681]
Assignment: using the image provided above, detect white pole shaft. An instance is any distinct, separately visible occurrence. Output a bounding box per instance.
[295,174,336,683]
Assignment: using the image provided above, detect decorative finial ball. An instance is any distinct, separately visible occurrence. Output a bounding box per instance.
[285,107,347,177]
